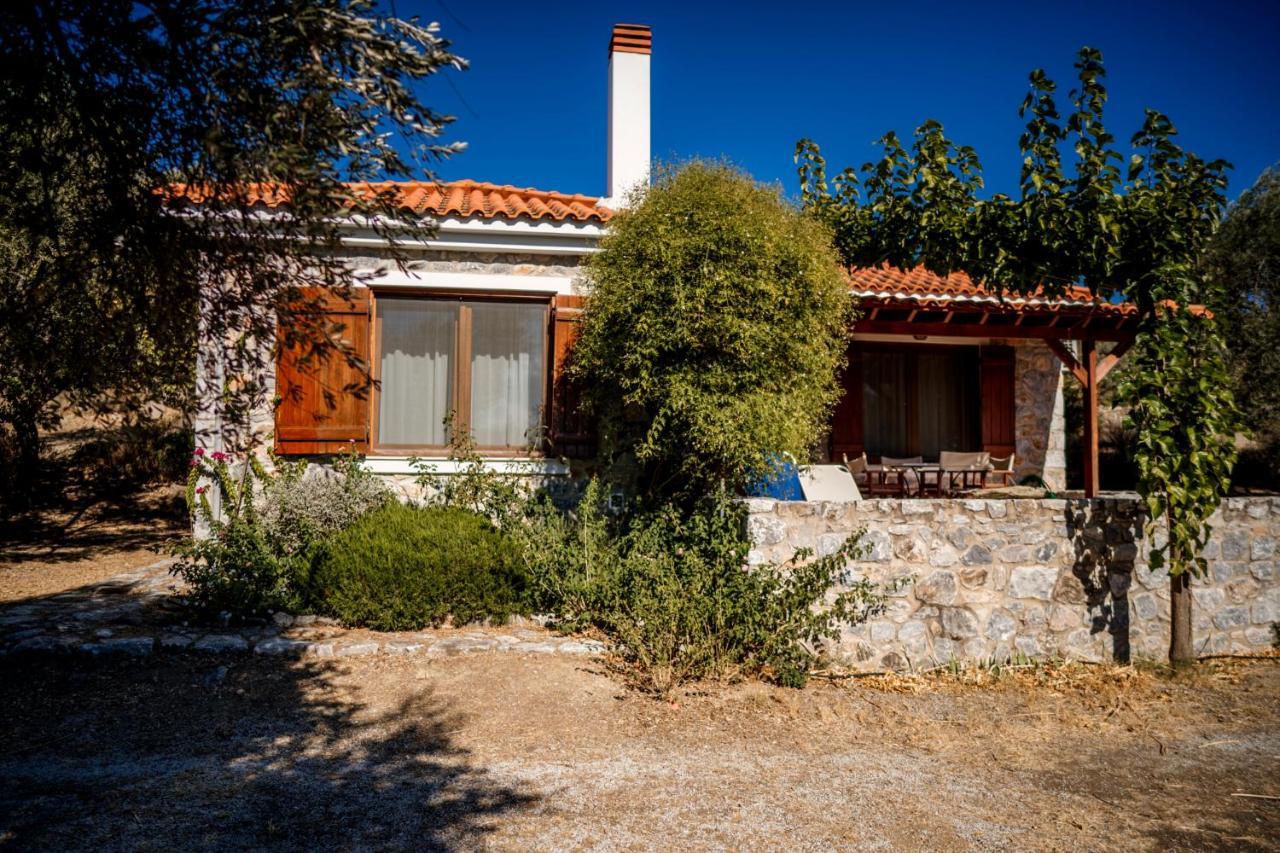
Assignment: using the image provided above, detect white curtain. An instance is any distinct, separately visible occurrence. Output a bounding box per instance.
[862,351,910,458]
[378,298,454,446]
[468,301,545,448]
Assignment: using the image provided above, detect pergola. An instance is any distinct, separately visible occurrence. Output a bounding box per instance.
[849,266,1141,498]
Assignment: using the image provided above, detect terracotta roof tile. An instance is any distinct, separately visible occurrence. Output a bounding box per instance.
[168,180,612,224]
[848,264,1135,315]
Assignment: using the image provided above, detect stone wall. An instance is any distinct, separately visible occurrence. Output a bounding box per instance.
[1012,340,1067,490]
[746,496,1279,670]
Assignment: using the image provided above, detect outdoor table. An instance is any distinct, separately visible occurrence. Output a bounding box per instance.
[866,463,941,497]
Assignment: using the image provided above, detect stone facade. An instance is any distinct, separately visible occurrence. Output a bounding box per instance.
[1012,339,1067,490]
[746,496,1280,670]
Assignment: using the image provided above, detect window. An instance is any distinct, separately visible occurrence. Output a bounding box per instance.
[375,295,548,451]
[861,345,980,458]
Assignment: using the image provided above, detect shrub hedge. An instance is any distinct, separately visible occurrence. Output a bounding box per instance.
[303,502,530,630]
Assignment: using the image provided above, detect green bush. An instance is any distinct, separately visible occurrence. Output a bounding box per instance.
[525,485,881,694]
[171,516,299,617]
[573,160,853,501]
[260,450,392,556]
[304,502,530,630]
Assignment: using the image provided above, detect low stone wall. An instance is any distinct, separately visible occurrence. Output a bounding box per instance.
[745,496,1280,670]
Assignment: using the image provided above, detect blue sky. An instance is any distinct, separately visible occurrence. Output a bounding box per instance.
[408,0,1279,202]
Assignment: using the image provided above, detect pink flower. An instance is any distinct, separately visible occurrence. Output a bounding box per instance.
[211,451,227,462]
[195,486,206,494]
[194,447,205,457]
[190,460,198,468]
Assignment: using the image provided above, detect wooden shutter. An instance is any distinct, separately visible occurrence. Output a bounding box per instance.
[549,294,595,458]
[829,345,865,460]
[274,288,373,455]
[979,345,1016,458]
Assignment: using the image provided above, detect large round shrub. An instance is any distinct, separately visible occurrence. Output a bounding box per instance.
[573,160,852,499]
[304,503,529,630]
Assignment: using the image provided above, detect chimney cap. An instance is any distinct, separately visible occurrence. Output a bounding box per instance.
[609,23,651,56]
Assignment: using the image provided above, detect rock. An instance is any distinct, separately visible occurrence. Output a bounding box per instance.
[306,643,335,658]
[879,651,906,671]
[868,621,897,643]
[1133,593,1158,620]
[987,502,1008,519]
[928,545,959,568]
[271,612,295,628]
[81,637,154,657]
[336,642,380,657]
[1250,599,1277,625]
[159,633,193,650]
[292,615,318,627]
[1251,537,1276,561]
[947,527,976,549]
[998,545,1030,564]
[859,530,892,562]
[985,611,1017,643]
[1251,562,1275,581]
[1212,607,1249,630]
[914,571,958,606]
[193,635,249,654]
[747,514,786,547]
[931,637,956,662]
[555,641,597,654]
[961,545,993,566]
[254,638,309,656]
[959,566,989,588]
[10,635,78,654]
[1053,572,1089,606]
[817,533,848,558]
[1195,588,1225,612]
[894,535,928,562]
[1220,532,1249,561]
[1010,566,1058,600]
[743,498,776,514]
[1013,636,1042,658]
[940,607,980,640]
[898,621,930,657]
[901,500,934,516]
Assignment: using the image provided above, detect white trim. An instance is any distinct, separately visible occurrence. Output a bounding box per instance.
[358,269,575,296]
[339,215,606,256]
[361,456,568,477]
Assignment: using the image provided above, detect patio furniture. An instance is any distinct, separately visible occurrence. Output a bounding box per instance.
[800,465,862,502]
[938,451,991,495]
[874,455,925,497]
[841,452,869,487]
[986,453,1016,488]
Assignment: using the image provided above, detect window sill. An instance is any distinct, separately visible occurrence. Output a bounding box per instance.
[360,456,569,477]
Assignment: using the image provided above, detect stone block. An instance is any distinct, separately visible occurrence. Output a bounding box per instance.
[1013,636,1042,658]
[1133,593,1158,620]
[914,571,958,605]
[1195,587,1225,612]
[959,566,989,589]
[747,514,787,547]
[1212,607,1249,630]
[962,545,993,566]
[1010,566,1058,600]
[1053,572,1089,606]
[817,533,849,558]
[999,544,1030,564]
[940,607,980,640]
[898,621,930,657]
[901,500,934,516]
[987,502,1009,519]
[868,620,896,643]
[193,635,249,654]
[929,544,959,568]
[859,529,892,562]
[1251,537,1276,561]
[1251,562,1275,581]
[985,610,1017,642]
[743,498,776,514]
[1250,599,1277,625]
[1220,532,1249,561]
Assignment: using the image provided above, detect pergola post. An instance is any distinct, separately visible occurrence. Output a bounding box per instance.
[1046,335,1130,498]
[1081,338,1099,498]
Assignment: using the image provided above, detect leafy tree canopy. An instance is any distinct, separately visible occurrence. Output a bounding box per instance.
[796,48,1237,583]
[1205,165,1280,483]
[574,161,852,502]
[0,0,465,492]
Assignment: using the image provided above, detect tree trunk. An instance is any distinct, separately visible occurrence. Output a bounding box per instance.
[8,409,42,506]
[1169,570,1194,666]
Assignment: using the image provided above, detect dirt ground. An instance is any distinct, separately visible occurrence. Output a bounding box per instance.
[0,484,185,602]
[1,650,1276,851]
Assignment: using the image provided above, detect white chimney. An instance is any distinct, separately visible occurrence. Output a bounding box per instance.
[605,23,651,206]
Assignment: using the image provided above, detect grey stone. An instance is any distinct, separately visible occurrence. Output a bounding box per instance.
[306,642,335,658]
[1196,587,1226,611]
[1220,532,1249,561]
[1013,636,1042,658]
[961,545,993,566]
[82,637,154,657]
[947,527,976,549]
[1245,626,1275,647]
[1251,537,1276,561]
[914,571,958,605]
[940,607,980,640]
[901,500,934,516]
[998,545,1030,563]
[1010,566,1058,600]
[292,615,318,626]
[555,641,598,654]
[931,637,957,662]
[985,611,1017,643]
[987,502,1008,519]
[11,635,78,654]
[959,566,989,589]
[1251,562,1276,581]
[1133,593,1158,620]
[159,633,193,650]
[868,620,896,643]
[743,498,776,514]
[1213,607,1249,630]
[1247,502,1269,519]
[193,635,249,654]
[255,638,309,656]
[1034,542,1059,563]
[271,612,294,628]
[747,514,786,547]
[1250,599,1277,625]
[897,621,930,657]
[817,533,848,558]
[860,530,892,562]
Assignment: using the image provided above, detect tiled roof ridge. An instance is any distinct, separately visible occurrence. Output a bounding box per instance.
[165,179,613,224]
[847,263,1130,314]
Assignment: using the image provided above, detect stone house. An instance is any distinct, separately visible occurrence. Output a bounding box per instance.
[195,22,1133,498]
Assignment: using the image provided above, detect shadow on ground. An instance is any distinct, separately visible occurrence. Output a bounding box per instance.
[0,653,535,851]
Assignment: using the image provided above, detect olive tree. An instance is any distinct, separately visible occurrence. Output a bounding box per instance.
[573,161,853,503]
[0,0,465,496]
